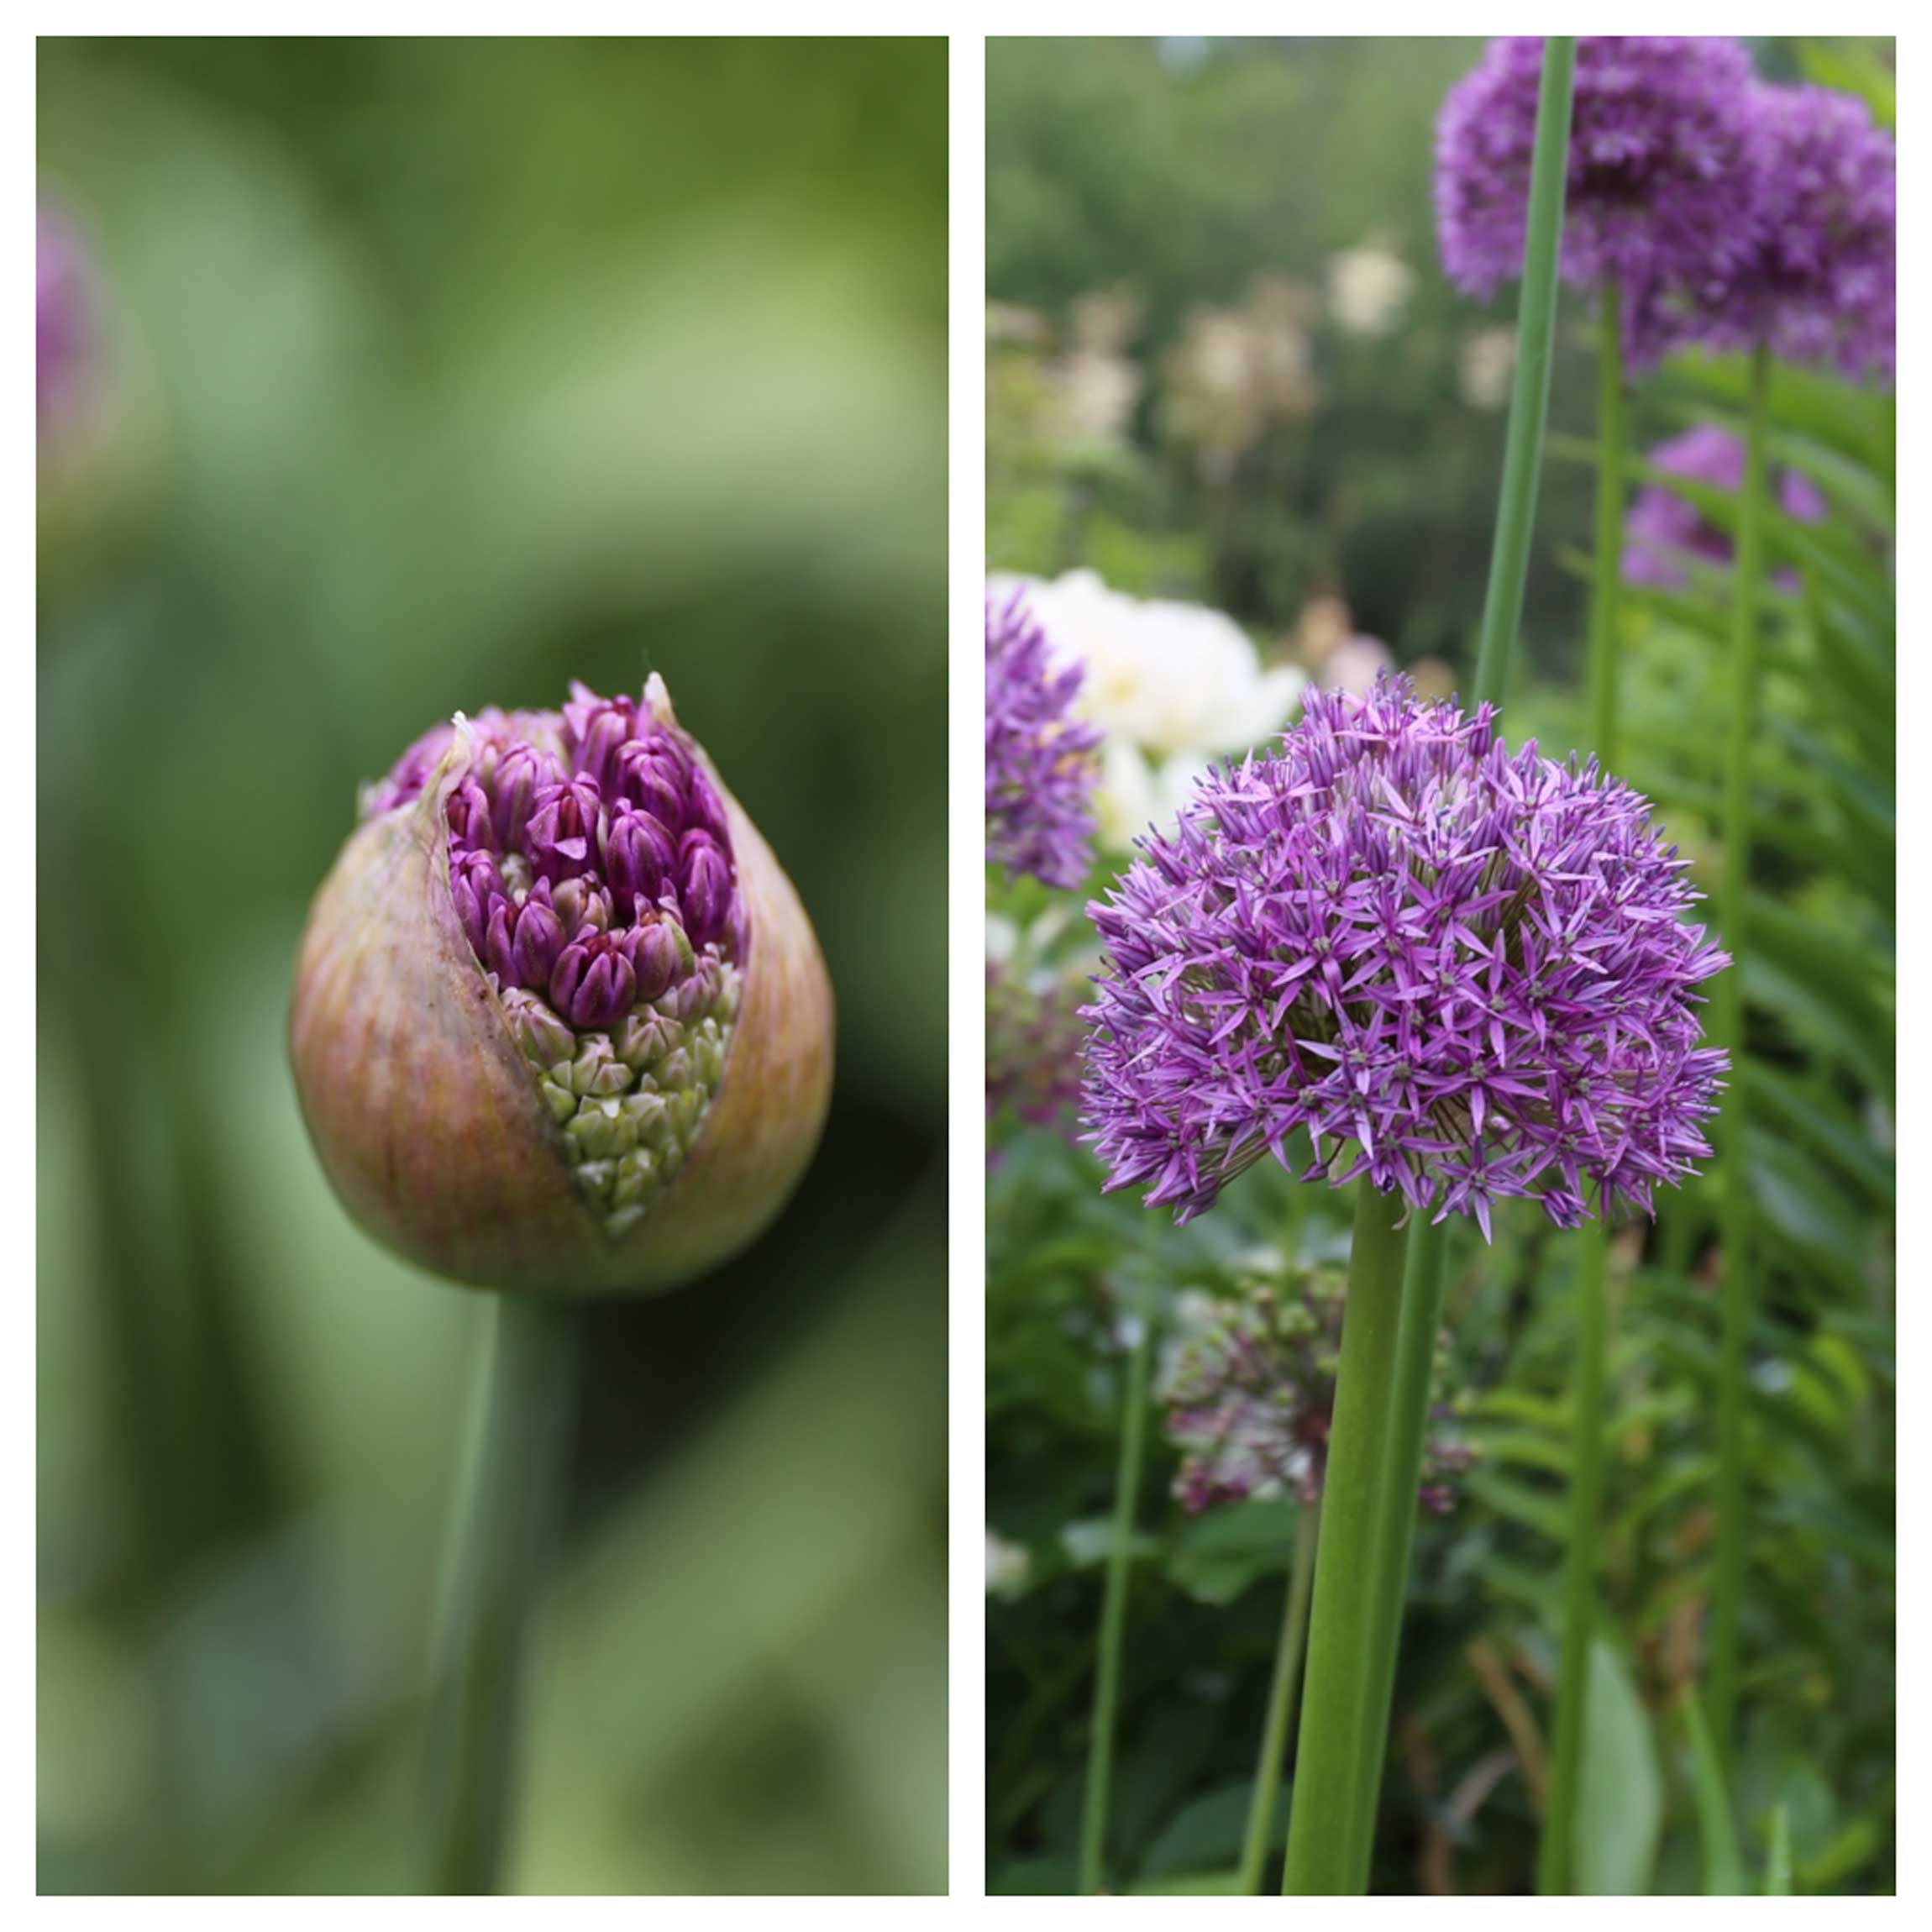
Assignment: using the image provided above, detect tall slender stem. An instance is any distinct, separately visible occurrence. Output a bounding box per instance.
[1078,1283,1155,1895]
[1586,280,1627,764]
[1471,34,1578,710]
[1237,1496,1320,1894]
[1281,1184,1411,1894]
[1709,341,1772,1765]
[1537,1208,1610,1894]
[1324,37,1577,1894]
[1538,288,1629,1893]
[424,1294,579,1894]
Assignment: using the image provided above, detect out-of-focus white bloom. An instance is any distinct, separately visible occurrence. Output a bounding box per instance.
[1162,275,1319,486]
[1320,634,1395,697]
[1327,241,1415,339]
[1053,349,1141,450]
[986,301,1051,349]
[986,1530,1032,1598]
[1460,325,1516,410]
[987,570,1305,848]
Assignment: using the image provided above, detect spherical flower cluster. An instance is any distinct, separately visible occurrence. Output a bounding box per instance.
[1161,1268,1471,1515]
[1679,82,1896,379]
[1436,37,1759,365]
[1082,679,1729,1236]
[985,589,1100,889]
[990,569,1305,850]
[1623,423,1828,590]
[358,679,748,1236]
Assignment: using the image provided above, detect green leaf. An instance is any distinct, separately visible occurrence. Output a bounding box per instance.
[1164,1496,1300,1607]
[1683,1693,1746,1896]
[1138,1778,1280,1882]
[1572,1639,1662,1895]
[1059,1517,1158,1567]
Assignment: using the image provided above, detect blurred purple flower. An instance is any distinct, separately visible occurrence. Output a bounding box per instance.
[986,956,1087,1137]
[1082,679,1729,1236]
[38,200,89,425]
[1436,37,1759,366]
[1623,423,1829,589]
[985,588,1100,889]
[1162,1268,1471,1515]
[1650,81,1895,379]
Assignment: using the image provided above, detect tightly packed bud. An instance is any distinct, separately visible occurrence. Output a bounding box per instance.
[1083,679,1729,1236]
[291,675,832,1295]
[1161,1267,1472,1515]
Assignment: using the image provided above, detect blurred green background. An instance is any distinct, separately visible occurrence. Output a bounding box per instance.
[987,36,1893,1896]
[39,37,946,1894]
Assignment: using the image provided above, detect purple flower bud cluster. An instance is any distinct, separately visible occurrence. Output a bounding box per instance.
[1162,1268,1472,1515]
[1436,39,1896,378]
[1082,679,1729,1237]
[1436,37,1759,366]
[985,589,1100,890]
[1623,422,1828,590]
[364,680,744,1232]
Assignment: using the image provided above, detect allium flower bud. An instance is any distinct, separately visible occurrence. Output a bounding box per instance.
[1161,1267,1473,1515]
[289,675,833,1294]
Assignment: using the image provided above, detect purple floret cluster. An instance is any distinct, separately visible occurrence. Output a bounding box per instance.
[1162,1268,1471,1515]
[1623,422,1828,590]
[985,589,1100,890]
[1082,680,1729,1236]
[1437,39,1895,377]
[38,200,89,425]
[364,680,745,1231]
[1436,37,1759,364]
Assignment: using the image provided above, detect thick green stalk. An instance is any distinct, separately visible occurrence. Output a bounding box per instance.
[425,1294,580,1894]
[1471,34,1578,708]
[1709,342,1772,1763]
[1079,1287,1155,1895]
[1281,1184,1411,1894]
[1236,1496,1320,1894]
[1332,37,1578,1893]
[1537,1210,1610,1894]
[1539,289,1628,1894]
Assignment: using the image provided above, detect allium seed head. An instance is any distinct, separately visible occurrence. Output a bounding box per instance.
[290,675,832,1295]
[1161,1267,1472,1515]
[985,588,1101,889]
[1082,679,1728,1236]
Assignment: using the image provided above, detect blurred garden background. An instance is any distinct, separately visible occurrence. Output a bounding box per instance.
[39,37,946,1894]
[986,35,1894,1895]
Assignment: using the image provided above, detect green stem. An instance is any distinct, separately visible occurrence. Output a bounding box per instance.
[1471,34,1578,710]
[1538,286,1628,1894]
[1347,1215,1452,1887]
[1078,1285,1155,1895]
[1537,1209,1610,1895]
[1237,1496,1321,1895]
[1587,280,1627,765]
[1281,1184,1411,1895]
[1318,38,1578,1893]
[424,1294,580,1895]
[1709,341,1772,1767]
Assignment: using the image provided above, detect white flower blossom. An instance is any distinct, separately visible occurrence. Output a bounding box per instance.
[985,1529,1032,1598]
[1326,240,1415,339]
[988,570,1305,848]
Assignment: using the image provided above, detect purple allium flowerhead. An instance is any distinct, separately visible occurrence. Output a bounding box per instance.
[985,587,1101,889]
[1436,37,1759,367]
[38,199,90,427]
[290,674,834,1296]
[1656,81,1895,380]
[1623,422,1829,589]
[1082,678,1730,1237]
[1161,1267,1472,1515]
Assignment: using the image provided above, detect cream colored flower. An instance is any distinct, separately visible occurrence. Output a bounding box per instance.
[1326,240,1415,339]
[990,570,1305,848]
